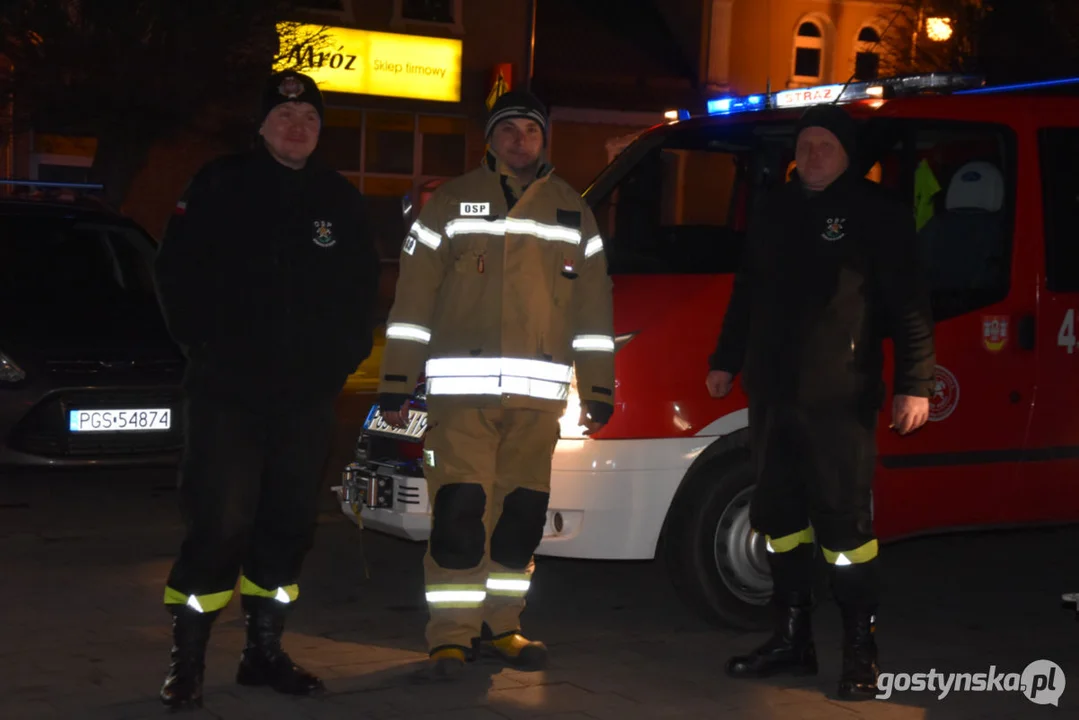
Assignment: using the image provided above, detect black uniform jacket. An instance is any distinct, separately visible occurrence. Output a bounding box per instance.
[154,144,380,409]
[710,168,936,410]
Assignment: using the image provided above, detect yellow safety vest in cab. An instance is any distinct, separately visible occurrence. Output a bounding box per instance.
[379,153,615,415]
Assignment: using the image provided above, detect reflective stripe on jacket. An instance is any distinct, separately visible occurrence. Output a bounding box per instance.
[379,151,615,413]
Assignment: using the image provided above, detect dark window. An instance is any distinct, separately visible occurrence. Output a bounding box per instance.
[909,122,1014,320]
[860,118,1015,321]
[0,217,157,309]
[855,52,880,80]
[317,126,361,172]
[591,117,1015,309]
[795,48,822,77]
[419,115,466,177]
[364,112,415,175]
[798,22,821,37]
[1040,129,1079,292]
[855,26,881,80]
[37,164,90,184]
[297,0,344,9]
[591,124,796,275]
[401,0,454,23]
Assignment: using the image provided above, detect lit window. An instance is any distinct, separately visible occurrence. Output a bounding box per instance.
[926,17,954,42]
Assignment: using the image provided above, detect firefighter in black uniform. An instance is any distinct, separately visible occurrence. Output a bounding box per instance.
[153,70,380,709]
[706,104,935,700]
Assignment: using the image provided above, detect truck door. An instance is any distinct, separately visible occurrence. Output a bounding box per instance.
[1022,126,1079,523]
[871,119,1036,539]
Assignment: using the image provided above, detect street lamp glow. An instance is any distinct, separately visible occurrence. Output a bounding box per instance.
[926,17,953,42]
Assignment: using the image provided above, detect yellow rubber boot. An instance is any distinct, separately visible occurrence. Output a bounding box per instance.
[478,630,548,671]
[411,646,468,683]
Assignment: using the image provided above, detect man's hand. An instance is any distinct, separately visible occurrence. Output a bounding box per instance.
[578,406,606,436]
[891,394,929,435]
[706,370,734,398]
[383,400,411,428]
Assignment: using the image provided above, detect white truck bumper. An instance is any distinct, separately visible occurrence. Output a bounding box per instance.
[336,436,712,560]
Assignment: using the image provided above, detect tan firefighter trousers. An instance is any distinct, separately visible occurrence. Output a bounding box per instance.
[420,400,560,654]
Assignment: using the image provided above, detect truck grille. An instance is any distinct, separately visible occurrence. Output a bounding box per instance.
[44,358,183,376]
[341,463,429,512]
[396,481,423,506]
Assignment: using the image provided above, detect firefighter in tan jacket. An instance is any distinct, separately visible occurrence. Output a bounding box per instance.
[379,90,615,679]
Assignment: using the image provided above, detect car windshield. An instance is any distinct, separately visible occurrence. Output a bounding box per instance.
[0,215,158,309]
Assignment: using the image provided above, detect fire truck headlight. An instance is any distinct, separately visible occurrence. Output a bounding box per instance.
[0,349,26,384]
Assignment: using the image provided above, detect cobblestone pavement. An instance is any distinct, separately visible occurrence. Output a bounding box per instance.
[2,400,1077,719]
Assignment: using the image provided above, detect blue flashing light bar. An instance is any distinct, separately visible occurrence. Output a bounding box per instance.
[704,73,988,117]
[955,76,1079,95]
[707,94,764,115]
[0,179,104,190]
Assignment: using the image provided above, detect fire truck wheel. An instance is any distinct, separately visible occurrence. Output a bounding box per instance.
[663,449,773,631]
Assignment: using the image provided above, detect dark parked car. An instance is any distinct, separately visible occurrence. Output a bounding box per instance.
[0,181,185,468]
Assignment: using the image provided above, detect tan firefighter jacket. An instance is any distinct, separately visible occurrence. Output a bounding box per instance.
[378,150,615,415]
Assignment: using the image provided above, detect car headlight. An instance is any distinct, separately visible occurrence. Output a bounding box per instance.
[559,369,589,440]
[0,349,26,384]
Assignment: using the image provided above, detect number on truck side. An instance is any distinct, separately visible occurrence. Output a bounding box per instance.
[1059,309,1076,354]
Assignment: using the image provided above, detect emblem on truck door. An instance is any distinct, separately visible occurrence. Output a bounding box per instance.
[983,315,1009,353]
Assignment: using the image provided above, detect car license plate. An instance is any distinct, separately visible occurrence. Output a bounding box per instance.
[364,404,427,441]
[68,408,172,433]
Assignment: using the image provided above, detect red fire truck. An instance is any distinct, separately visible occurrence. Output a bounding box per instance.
[337,72,1079,630]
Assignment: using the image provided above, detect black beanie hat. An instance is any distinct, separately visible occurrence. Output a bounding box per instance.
[485,90,548,139]
[796,104,857,159]
[261,71,324,122]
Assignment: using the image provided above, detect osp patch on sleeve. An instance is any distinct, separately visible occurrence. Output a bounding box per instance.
[460,202,490,216]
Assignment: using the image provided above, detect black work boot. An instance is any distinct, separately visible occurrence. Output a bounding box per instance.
[160,606,218,710]
[837,604,880,701]
[475,623,548,671]
[1062,592,1079,620]
[236,601,325,696]
[726,592,818,678]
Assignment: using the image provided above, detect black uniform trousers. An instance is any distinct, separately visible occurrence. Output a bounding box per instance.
[163,390,336,615]
[748,398,881,609]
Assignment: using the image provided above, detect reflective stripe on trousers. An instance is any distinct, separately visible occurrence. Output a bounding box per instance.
[425,584,487,609]
[485,571,531,597]
[163,587,233,613]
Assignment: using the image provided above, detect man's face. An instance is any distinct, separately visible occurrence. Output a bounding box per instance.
[795,127,849,190]
[260,102,321,168]
[490,118,544,173]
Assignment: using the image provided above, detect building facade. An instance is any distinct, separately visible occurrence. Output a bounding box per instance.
[534,0,931,191]
[5,0,949,238]
[709,0,909,96]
